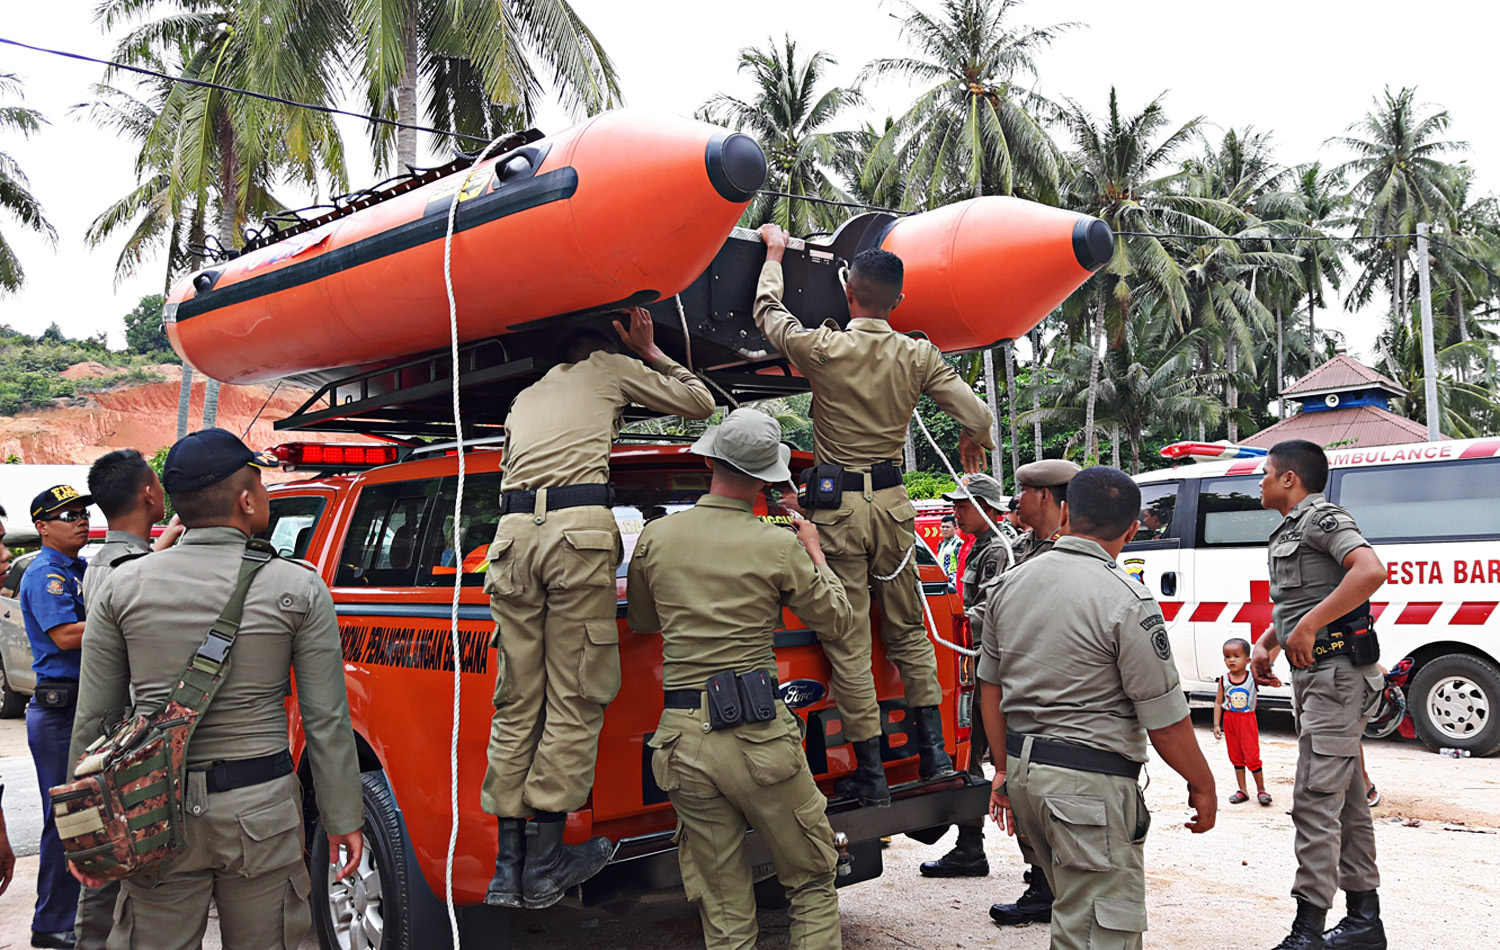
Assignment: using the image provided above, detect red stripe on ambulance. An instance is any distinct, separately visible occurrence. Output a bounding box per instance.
[1451,602,1498,625]
[1396,602,1443,624]
[1191,602,1227,622]
[1458,439,1500,460]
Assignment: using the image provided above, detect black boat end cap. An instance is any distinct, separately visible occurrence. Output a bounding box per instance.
[706,132,767,204]
[1072,217,1114,272]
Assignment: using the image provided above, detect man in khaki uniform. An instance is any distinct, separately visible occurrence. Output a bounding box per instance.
[757,224,994,807]
[69,428,363,950]
[979,467,1216,949]
[982,458,1079,925]
[628,409,856,950]
[1250,440,1388,950]
[483,308,714,910]
[69,449,182,950]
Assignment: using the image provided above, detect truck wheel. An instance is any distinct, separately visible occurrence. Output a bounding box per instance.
[312,771,416,950]
[1409,654,1500,757]
[0,657,26,719]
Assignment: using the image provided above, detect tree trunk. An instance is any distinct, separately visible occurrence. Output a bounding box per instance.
[1275,305,1285,419]
[1003,342,1021,479]
[174,219,203,440]
[903,419,917,471]
[982,348,1003,485]
[1031,329,1043,461]
[396,16,420,169]
[1110,426,1121,468]
[1082,292,1105,462]
[206,117,242,432]
[1226,335,1239,442]
[1307,290,1316,360]
[1455,285,1468,381]
[1129,430,1142,475]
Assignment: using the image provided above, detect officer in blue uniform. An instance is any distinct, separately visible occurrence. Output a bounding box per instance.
[20,484,93,949]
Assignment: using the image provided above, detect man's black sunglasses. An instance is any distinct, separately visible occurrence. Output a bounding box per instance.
[42,510,91,524]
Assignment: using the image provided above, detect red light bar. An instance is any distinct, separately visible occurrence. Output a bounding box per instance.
[1159,441,1268,461]
[271,442,400,468]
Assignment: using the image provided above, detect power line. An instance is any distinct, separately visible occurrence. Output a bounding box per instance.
[0,35,491,144]
[1114,231,1427,241]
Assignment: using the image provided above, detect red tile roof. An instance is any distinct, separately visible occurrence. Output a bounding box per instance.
[1242,404,1435,449]
[1282,354,1407,397]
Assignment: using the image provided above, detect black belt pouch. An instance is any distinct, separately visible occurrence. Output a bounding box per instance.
[738,671,777,724]
[799,464,845,510]
[706,670,742,731]
[1329,601,1380,666]
[35,679,76,708]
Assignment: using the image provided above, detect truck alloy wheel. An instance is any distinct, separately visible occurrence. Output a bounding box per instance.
[1409,654,1500,758]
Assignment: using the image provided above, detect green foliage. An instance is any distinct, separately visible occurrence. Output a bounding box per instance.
[902,471,956,500]
[0,323,160,413]
[123,294,178,361]
[148,446,175,521]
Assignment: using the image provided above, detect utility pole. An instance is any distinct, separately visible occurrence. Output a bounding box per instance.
[983,348,1005,487]
[1416,222,1440,441]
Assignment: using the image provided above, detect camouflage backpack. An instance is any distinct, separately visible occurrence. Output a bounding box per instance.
[50,540,275,881]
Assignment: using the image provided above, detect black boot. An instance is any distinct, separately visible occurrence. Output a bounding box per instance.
[520,818,616,910]
[1271,898,1327,950]
[1323,890,1387,950]
[835,737,892,807]
[990,866,1053,925]
[919,824,988,877]
[483,817,526,908]
[912,706,955,779]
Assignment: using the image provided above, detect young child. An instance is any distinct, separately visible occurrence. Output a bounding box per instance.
[1214,637,1272,805]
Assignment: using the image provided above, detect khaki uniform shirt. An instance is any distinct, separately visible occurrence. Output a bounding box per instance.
[82,529,151,607]
[626,495,857,690]
[501,350,714,490]
[1269,493,1371,646]
[967,529,1057,635]
[977,536,1189,762]
[754,261,995,466]
[71,526,363,834]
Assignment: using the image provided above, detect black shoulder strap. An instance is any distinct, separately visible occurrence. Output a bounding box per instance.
[108,551,150,569]
[169,539,278,714]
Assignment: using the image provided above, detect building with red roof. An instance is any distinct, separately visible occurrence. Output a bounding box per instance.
[1242,351,1436,449]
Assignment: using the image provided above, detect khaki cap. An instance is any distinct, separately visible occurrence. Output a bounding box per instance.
[942,473,1004,509]
[690,409,793,483]
[1015,459,1081,488]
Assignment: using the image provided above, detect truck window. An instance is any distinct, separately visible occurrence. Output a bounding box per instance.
[1198,475,1281,546]
[1127,482,1179,544]
[258,495,326,559]
[334,479,441,587]
[1334,457,1500,542]
[417,473,505,587]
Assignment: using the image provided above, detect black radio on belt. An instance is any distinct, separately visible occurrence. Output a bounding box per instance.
[705,669,779,731]
[1315,601,1380,666]
[35,679,76,709]
[799,464,845,511]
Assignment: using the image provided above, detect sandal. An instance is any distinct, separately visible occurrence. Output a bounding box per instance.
[1257,792,1273,806]
[1229,790,1249,804]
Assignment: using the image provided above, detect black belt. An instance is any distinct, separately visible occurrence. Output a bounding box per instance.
[1006,733,1142,780]
[499,483,614,515]
[840,461,902,492]
[198,750,295,794]
[664,680,781,709]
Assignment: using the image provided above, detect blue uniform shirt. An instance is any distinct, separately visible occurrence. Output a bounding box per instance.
[19,545,87,681]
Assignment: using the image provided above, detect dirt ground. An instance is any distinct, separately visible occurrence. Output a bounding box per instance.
[1,708,1497,948]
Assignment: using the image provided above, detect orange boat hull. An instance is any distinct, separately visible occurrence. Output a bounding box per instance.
[165,110,767,384]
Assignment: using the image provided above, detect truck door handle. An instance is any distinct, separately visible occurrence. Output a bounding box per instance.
[1160,572,1178,597]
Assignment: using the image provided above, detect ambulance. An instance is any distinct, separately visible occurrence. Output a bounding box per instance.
[1126,437,1500,757]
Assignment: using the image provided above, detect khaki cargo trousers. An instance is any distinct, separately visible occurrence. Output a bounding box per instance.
[1005,741,1150,950]
[482,505,623,817]
[1289,656,1383,908]
[650,704,841,950]
[107,772,311,950]
[810,482,941,743]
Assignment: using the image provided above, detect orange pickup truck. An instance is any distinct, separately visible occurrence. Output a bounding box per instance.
[261,440,986,950]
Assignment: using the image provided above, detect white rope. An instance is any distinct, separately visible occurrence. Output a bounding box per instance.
[869,543,913,583]
[674,294,693,374]
[441,131,514,948]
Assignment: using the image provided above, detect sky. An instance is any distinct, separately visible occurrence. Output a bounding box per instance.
[1,0,1494,365]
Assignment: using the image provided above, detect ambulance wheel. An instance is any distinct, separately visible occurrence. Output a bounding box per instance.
[1409,654,1500,758]
[312,770,416,950]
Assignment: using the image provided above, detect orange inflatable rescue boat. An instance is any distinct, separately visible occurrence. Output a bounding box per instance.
[165,109,769,385]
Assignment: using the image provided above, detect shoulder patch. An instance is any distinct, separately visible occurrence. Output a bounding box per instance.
[1317,514,1340,532]
[46,574,66,595]
[1140,613,1165,632]
[1151,626,1172,661]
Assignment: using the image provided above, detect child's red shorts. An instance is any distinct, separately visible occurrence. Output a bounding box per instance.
[1223,710,1262,771]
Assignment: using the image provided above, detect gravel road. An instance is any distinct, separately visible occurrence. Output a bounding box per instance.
[1,709,1496,949]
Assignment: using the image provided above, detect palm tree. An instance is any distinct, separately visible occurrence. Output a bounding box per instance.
[859,0,1070,208]
[1059,88,1230,460]
[352,0,620,170]
[0,72,56,293]
[1376,308,1500,438]
[96,0,349,430]
[699,37,863,236]
[1331,87,1466,326]
[1289,162,1349,357]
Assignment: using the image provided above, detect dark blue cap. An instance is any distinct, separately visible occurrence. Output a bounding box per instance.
[162,428,279,495]
[30,484,92,521]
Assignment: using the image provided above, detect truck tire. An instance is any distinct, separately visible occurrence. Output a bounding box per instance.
[1409,654,1500,757]
[311,770,420,950]
[0,656,26,719]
